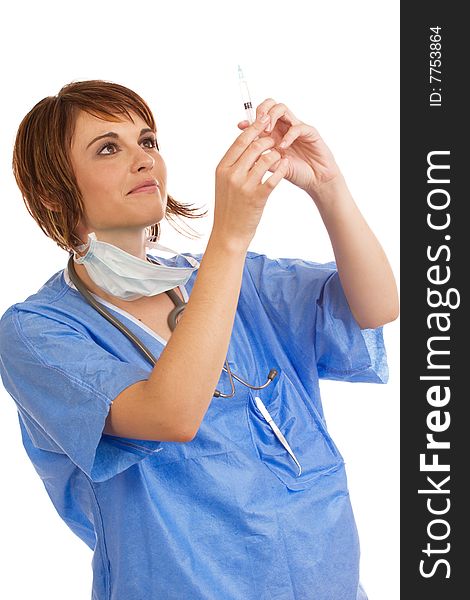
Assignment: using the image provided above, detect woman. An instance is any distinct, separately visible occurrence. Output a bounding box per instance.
[0,80,398,599]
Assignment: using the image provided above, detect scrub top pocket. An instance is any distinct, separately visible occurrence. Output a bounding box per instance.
[246,370,344,490]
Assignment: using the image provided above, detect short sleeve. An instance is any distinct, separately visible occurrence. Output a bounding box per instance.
[0,307,161,482]
[314,268,388,382]
[245,253,388,384]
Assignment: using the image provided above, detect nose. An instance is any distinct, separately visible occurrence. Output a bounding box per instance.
[132,146,155,172]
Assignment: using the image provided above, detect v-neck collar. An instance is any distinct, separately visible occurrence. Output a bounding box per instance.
[62,266,189,347]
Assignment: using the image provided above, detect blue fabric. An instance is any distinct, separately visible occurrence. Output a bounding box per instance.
[0,250,387,599]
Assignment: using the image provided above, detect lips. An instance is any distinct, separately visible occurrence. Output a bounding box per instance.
[128,179,159,195]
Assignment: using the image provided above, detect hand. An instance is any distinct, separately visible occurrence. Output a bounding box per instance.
[213,115,289,250]
[238,99,342,197]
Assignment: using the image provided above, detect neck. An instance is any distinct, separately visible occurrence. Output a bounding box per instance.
[86,228,148,260]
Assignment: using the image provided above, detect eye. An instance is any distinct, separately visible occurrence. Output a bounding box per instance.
[141,136,158,149]
[97,142,118,156]
[97,136,157,156]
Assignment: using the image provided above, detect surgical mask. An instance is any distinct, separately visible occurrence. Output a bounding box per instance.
[73,233,199,300]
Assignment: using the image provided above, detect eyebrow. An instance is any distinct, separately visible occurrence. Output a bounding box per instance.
[86,127,155,150]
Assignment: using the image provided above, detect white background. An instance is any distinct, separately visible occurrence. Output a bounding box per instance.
[0,1,399,598]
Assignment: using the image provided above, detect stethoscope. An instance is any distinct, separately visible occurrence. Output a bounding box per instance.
[67,256,278,398]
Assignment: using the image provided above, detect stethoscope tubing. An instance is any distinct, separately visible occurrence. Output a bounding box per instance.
[67,256,277,398]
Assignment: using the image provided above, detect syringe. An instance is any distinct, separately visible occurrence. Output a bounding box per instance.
[238,65,255,125]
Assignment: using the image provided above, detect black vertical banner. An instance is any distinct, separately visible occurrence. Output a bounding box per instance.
[401,3,468,597]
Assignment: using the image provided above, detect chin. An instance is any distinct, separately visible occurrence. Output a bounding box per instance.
[143,197,166,225]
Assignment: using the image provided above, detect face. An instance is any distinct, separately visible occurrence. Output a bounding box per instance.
[69,110,167,243]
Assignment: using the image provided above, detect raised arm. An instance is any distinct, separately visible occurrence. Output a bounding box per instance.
[104,116,289,442]
[309,174,399,329]
[238,98,399,329]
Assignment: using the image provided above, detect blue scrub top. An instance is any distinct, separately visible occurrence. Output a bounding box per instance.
[0,251,387,600]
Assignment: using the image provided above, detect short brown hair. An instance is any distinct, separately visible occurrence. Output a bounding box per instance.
[12,79,206,251]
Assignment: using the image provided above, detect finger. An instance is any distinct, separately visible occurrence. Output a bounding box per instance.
[262,157,289,189]
[277,123,320,149]
[219,115,271,167]
[249,147,281,176]
[237,136,277,173]
[268,156,283,172]
[253,98,277,135]
[262,153,290,176]
[264,103,302,133]
[255,98,277,122]
[238,120,272,139]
